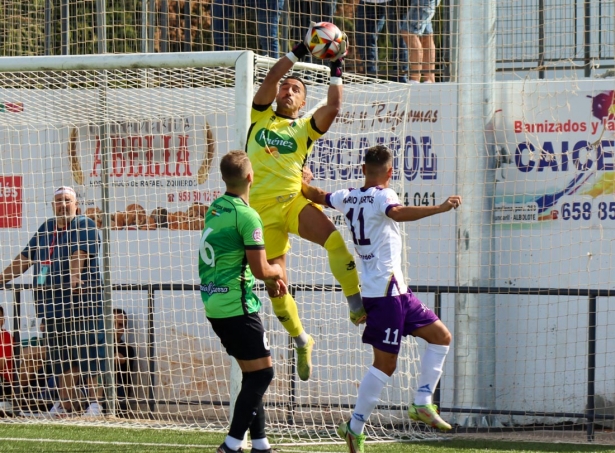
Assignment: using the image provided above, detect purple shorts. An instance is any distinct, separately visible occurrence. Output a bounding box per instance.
[362,291,439,354]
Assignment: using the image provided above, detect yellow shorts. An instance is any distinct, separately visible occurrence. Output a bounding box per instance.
[251,193,323,260]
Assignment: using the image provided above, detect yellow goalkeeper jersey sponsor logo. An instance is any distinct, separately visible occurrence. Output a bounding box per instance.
[254,128,298,156]
[247,104,322,202]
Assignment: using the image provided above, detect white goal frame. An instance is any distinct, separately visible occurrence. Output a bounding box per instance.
[0,50,258,418]
[0,51,426,443]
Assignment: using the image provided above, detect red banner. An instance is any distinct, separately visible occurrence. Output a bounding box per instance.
[0,176,22,228]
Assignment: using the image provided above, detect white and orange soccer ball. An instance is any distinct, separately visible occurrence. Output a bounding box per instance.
[305,22,347,61]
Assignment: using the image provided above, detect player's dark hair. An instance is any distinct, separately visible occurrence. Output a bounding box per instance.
[0,306,4,317]
[220,150,251,186]
[281,74,308,97]
[364,145,393,169]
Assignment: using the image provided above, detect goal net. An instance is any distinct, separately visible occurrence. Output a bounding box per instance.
[1,49,615,446]
[1,0,615,448]
[0,50,440,443]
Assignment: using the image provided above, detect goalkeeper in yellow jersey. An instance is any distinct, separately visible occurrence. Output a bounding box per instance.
[246,26,364,381]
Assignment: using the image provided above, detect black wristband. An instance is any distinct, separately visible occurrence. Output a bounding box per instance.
[330,59,343,79]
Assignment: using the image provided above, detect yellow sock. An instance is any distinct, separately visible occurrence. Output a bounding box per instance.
[270,293,304,337]
[324,230,360,297]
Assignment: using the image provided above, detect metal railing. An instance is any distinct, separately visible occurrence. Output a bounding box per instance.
[2,282,614,441]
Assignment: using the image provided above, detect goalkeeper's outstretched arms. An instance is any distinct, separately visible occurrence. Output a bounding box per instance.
[253,21,331,107]
[0,254,32,288]
[253,41,308,106]
[311,58,343,134]
[312,34,348,134]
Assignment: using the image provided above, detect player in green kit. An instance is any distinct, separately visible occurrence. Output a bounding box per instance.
[199,150,286,453]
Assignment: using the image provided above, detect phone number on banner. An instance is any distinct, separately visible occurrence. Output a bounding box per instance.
[560,200,615,221]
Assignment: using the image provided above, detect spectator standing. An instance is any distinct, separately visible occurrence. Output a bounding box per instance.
[400,0,441,83]
[0,186,105,417]
[0,306,14,411]
[289,0,337,35]
[212,0,285,58]
[289,1,338,63]
[112,308,135,417]
[355,0,408,82]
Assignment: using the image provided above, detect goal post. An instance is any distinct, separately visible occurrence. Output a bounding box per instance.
[0,49,257,422]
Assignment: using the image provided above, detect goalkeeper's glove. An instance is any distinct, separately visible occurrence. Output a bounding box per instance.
[330,58,344,80]
[349,306,367,326]
[329,33,348,83]
[331,32,349,62]
[287,41,309,63]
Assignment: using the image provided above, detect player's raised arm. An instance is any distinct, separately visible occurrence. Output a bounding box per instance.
[387,196,462,222]
[312,35,348,133]
[253,39,312,106]
[301,181,328,206]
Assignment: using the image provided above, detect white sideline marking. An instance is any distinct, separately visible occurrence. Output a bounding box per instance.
[0,436,397,451]
[0,437,215,449]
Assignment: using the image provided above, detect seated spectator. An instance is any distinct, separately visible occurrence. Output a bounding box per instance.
[0,306,13,413]
[112,308,135,417]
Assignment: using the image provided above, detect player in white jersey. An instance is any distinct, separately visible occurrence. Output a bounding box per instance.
[302,145,461,452]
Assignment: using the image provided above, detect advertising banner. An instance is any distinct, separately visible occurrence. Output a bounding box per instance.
[1,80,615,409]
[0,175,22,229]
[495,85,615,227]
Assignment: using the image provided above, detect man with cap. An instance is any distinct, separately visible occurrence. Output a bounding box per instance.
[0,186,105,417]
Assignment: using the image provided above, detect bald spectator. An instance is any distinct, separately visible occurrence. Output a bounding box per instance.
[0,186,105,417]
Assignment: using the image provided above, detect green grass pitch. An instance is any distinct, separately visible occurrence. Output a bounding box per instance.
[0,423,614,452]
